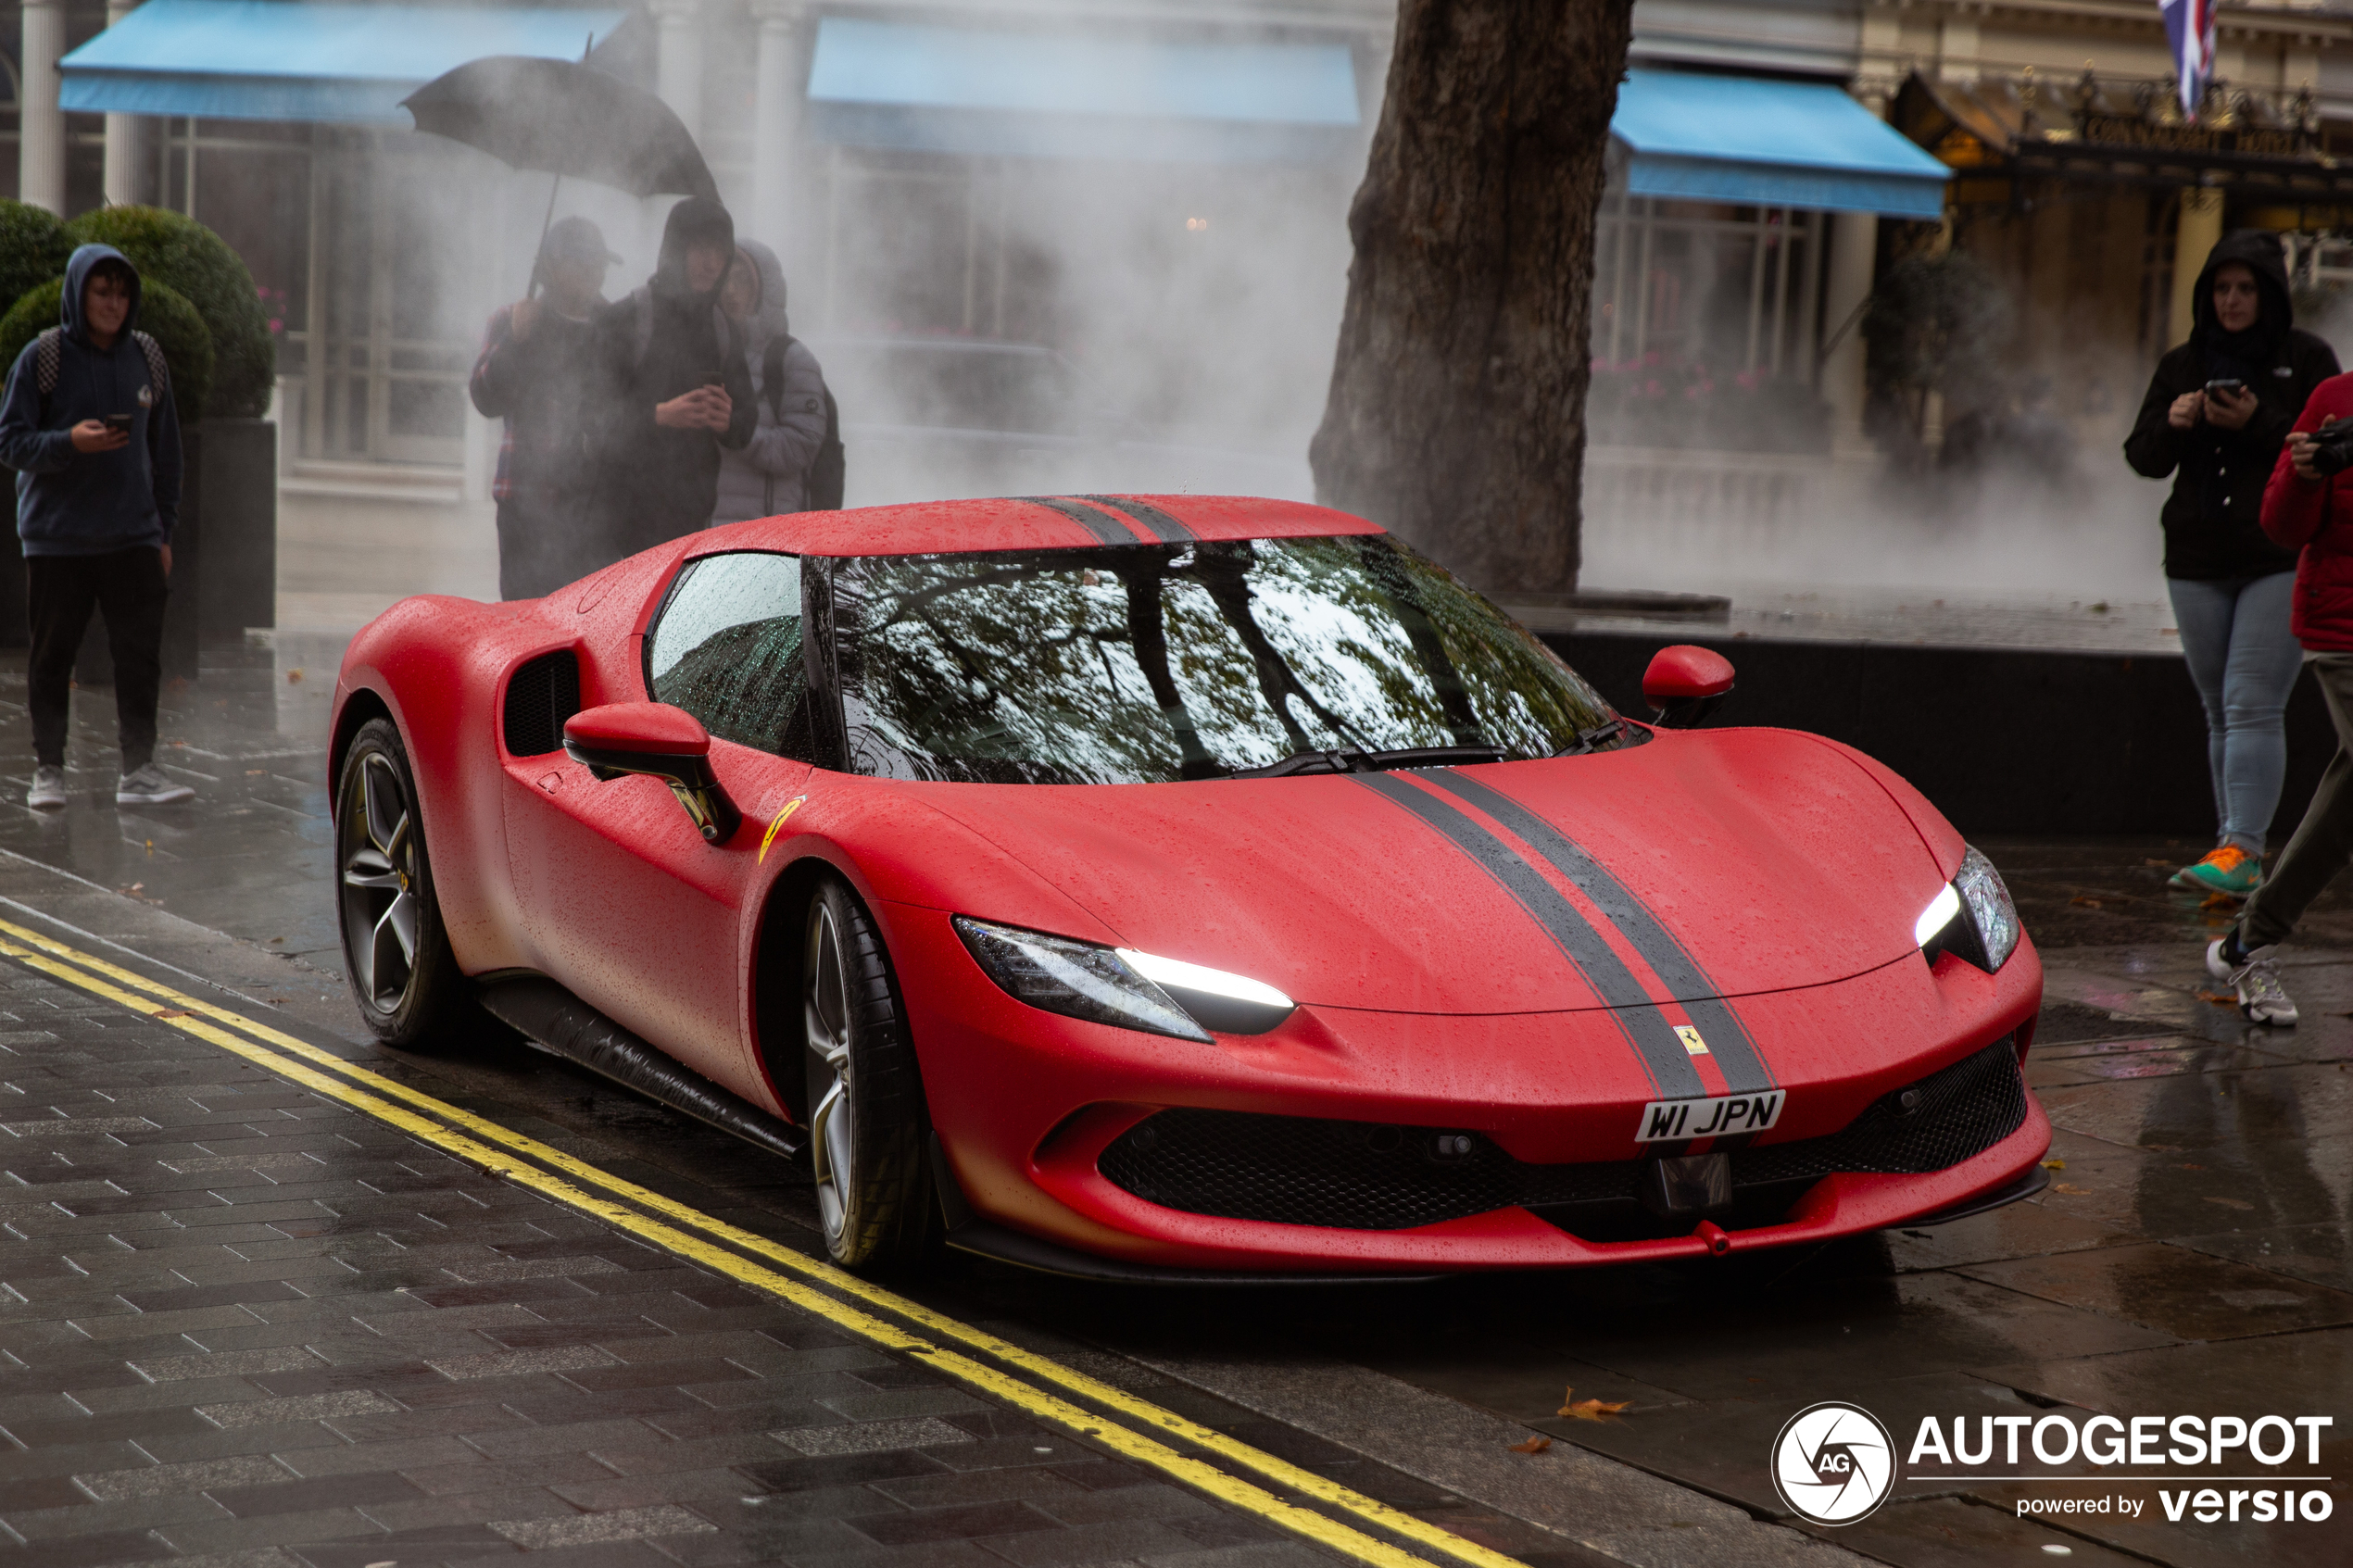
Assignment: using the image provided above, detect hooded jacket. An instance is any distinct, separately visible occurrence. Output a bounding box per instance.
[590,198,755,560]
[711,241,829,524]
[0,244,183,557]
[2125,229,2340,581]
[2258,375,2353,650]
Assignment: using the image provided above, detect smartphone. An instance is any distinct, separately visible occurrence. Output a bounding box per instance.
[697,370,724,389]
[2205,378,2247,397]
[101,413,133,433]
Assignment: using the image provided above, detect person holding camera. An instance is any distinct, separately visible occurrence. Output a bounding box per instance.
[2206,374,2353,1022]
[2126,230,2339,898]
[0,244,188,810]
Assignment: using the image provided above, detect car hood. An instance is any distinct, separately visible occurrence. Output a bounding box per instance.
[911,729,1955,1016]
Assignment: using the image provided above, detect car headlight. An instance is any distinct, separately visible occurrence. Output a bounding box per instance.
[1914,847,2021,972]
[952,917,1295,1040]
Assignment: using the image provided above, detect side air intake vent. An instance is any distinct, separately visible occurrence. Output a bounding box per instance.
[503,649,582,757]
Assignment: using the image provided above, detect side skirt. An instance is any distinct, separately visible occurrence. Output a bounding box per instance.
[476,975,805,1160]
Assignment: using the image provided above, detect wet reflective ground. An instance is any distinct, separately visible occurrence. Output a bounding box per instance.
[0,653,2346,1565]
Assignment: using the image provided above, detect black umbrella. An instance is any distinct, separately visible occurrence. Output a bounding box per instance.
[401,54,720,203]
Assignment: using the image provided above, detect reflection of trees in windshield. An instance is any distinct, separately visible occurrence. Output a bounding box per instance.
[832,536,1615,784]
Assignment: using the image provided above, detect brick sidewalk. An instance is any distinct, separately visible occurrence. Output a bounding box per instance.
[0,959,1324,1568]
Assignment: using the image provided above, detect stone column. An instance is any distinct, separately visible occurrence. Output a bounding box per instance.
[2171,187,2225,348]
[651,0,704,147]
[1820,209,1880,454]
[102,0,138,207]
[749,0,806,246]
[19,0,67,215]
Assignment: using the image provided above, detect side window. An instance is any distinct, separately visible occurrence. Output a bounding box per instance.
[648,553,812,759]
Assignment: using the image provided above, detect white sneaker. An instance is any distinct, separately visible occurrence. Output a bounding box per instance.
[2208,935,2298,1026]
[25,766,65,810]
[116,763,193,806]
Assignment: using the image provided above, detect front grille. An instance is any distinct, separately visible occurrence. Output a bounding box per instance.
[503,649,582,757]
[1096,1035,2025,1234]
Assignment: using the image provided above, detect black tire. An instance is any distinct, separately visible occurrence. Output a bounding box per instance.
[803,876,937,1271]
[334,717,477,1048]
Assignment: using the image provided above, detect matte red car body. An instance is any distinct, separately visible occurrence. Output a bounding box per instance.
[331,495,2048,1274]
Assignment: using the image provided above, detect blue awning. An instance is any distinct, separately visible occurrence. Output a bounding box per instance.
[1612,70,1951,220]
[804,18,1362,164]
[59,1,627,126]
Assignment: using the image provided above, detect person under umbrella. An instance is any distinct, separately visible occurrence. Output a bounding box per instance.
[587,197,754,565]
[469,215,620,598]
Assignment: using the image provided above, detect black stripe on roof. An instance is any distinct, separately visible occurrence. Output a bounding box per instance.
[1017,496,1136,546]
[1079,495,1197,542]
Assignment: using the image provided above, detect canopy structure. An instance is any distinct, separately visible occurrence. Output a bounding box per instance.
[804,17,1362,164]
[1612,69,1952,220]
[58,1,627,126]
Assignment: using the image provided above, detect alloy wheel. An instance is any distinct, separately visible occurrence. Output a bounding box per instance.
[341,751,420,1011]
[805,901,855,1244]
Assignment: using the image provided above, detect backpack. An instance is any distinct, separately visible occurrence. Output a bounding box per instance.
[761,334,844,512]
[35,325,170,417]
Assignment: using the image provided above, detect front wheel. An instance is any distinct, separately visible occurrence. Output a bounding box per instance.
[335,717,476,1047]
[803,877,937,1271]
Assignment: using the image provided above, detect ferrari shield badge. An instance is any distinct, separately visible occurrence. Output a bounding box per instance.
[1636,1090,1784,1143]
[1674,1025,1709,1057]
[758,795,808,863]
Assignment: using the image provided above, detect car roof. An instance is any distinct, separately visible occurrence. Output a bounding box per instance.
[698,495,1384,558]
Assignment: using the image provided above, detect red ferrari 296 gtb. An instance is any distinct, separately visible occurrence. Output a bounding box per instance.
[329,495,2048,1280]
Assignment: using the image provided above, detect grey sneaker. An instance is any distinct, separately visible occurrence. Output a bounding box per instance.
[116,763,193,806]
[25,765,65,810]
[2208,935,2297,1026]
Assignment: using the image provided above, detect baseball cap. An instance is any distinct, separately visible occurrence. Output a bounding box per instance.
[541,216,622,267]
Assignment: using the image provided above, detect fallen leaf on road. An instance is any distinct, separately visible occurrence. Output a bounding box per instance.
[2040,1160,2065,1171]
[286,668,304,684]
[154,1010,189,1020]
[2069,896,2103,909]
[1558,1398,1630,1423]
[2196,991,2236,1006]
[2143,859,2173,869]
[1509,1436,1553,1453]
[2053,1183,2092,1195]
[2204,1197,2254,1210]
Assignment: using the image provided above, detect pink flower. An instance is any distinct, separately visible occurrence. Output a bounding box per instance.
[267,319,283,332]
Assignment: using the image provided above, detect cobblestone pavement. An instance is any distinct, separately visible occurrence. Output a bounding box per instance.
[0,647,2342,1567]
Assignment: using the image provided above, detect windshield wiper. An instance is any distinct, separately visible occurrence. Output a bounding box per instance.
[1552,718,1628,758]
[1219,745,1505,780]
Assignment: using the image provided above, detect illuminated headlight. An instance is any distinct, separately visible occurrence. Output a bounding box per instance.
[953,917,1295,1040]
[1915,847,2021,972]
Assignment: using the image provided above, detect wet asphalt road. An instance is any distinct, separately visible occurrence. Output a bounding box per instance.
[0,646,2344,1568]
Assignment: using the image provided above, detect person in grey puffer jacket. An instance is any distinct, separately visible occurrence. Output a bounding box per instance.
[711,242,828,524]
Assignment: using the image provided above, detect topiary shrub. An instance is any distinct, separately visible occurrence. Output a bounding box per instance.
[0,202,71,326]
[0,274,215,427]
[63,206,270,420]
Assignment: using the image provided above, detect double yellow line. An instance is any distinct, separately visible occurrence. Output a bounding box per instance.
[0,916,1525,1568]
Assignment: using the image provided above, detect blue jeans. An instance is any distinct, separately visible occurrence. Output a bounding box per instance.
[2169,571,2303,854]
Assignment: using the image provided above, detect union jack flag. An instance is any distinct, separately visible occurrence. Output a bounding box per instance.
[2163,0,2218,120]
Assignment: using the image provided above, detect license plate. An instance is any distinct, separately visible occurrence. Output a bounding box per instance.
[1635,1090,1785,1143]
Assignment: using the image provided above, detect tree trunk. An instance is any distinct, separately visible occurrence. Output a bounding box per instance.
[1311,0,1635,594]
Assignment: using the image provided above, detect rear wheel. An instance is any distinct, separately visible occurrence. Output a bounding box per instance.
[804,876,937,1270]
[335,718,475,1047]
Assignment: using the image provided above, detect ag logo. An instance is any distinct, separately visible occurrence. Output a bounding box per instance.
[1770,1402,1895,1525]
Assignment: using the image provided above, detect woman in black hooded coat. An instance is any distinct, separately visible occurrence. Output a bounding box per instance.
[2126,230,2340,897]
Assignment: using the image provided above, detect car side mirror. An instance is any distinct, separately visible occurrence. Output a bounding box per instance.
[1642,645,1735,729]
[562,702,743,845]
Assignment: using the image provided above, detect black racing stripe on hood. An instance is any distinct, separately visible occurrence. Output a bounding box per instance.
[1018,496,1136,546]
[1352,773,1705,1099]
[1425,769,1777,1094]
[1079,495,1196,542]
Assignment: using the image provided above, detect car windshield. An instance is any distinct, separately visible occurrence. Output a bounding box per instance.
[828,534,1618,784]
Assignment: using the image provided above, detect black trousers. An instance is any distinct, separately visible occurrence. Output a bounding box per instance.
[27,547,168,770]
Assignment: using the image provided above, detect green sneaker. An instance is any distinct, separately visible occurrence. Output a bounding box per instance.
[2171,845,2263,897]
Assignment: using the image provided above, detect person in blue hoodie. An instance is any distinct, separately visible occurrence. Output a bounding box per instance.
[0,244,189,809]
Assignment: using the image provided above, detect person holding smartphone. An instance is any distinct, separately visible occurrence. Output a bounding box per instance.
[0,244,188,810]
[2126,231,2340,897]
